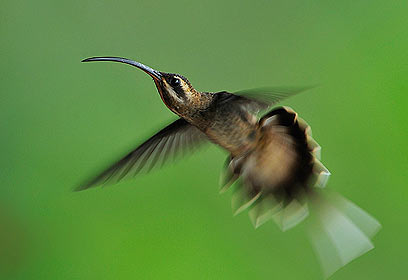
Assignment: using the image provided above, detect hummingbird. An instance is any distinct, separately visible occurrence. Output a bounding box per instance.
[78,56,380,277]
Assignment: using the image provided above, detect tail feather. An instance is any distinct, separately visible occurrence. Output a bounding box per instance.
[248,195,283,228]
[219,156,244,194]
[313,159,331,188]
[273,199,309,232]
[231,181,261,216]
[306,135,321,160]
[307,192,380,278]
[330,193,381,238]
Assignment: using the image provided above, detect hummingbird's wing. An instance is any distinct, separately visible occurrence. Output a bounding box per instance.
[76,118,207,191]
[230,86,316,112]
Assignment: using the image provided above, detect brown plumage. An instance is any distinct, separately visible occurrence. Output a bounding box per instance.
[78,57,380,278]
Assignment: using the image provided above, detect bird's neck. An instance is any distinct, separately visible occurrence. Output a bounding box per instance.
[176,91,215,126]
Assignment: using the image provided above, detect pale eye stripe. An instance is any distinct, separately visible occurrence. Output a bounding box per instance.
[163,79,184,102]
[169,87,184,102]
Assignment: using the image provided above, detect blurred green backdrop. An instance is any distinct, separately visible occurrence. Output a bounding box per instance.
[1,0,407,279]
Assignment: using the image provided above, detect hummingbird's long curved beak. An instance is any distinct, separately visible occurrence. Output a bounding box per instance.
[81,56,162,80]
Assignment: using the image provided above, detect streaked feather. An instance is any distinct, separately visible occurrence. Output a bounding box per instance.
[76,118,207,191]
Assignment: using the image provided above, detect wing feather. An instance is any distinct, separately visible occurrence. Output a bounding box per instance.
[221,86,316,113]
[76,118,207,191]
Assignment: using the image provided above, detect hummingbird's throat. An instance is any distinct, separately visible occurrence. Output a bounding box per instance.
[153,79,182,115]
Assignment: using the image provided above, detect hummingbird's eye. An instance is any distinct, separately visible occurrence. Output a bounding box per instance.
[170,77,180,87]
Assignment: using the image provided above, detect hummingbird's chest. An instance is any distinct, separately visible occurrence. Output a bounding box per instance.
[200,102,258,156]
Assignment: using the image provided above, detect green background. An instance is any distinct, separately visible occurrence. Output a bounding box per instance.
[1,0,407,279]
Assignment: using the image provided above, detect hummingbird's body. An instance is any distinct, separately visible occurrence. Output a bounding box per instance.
[197,93,258,156]
[79,57,380,278]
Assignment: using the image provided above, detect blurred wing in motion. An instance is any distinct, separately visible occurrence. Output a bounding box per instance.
[232,86,316,112]
[76,118,207,191]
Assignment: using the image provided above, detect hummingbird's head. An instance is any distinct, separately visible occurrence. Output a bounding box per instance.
[82,56,207,118]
